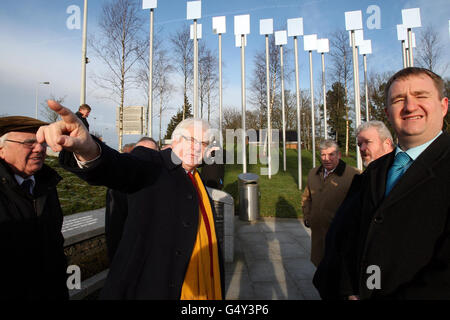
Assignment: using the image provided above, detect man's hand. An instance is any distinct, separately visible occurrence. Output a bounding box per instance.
[36,100,100,161]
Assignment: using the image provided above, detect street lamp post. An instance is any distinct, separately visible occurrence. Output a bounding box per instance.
[234,14,250,174]
[212,16,226,147]
[317,38,329,139]
[143,0,158,137]
[187,1,202,118]
[304,34,317,168]
[287,17,304,189]
[275,30,288,172]
[260,19,273,179]
[80,0,88,106]
[35,82,50,119]
[345,10,363,170]
[402,8,421,67]
[359,39,372,122]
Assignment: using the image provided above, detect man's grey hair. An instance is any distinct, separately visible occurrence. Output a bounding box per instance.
[0,133,9,147]
[171,118,215,143]
[319,139,340,152]
[356,121,394,145]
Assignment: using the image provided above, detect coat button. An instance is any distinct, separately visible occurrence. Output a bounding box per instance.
[183,221,192,228]
[187,194,193,200]
[175,250,182,256]
[374,216,383,224]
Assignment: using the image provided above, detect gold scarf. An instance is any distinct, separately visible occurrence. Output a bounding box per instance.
[180,170,222,300]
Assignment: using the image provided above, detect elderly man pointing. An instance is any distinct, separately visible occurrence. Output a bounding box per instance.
[38,101,223,300]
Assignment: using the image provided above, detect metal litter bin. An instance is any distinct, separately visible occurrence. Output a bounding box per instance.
[238,173,260,221]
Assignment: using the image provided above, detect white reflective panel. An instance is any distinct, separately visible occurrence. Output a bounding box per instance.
[407,33,416,48]
[287,17,303,37]
[402,8,421,28]
[275,30,287,45]
[190,24,202,39]
[212,16,226,34]
[345,10,363,31]
[303,34,317,51]
[316,38,329,53]
[234,14,250,35]
[260,19,273,35]
[397,24,407,41]
[142,0,157,9]
[235,34,247,47]
[186,1,201,20]
[349,29,364,47]
[359,39,372,55]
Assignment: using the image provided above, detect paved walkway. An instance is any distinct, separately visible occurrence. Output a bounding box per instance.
[225,216,321,300]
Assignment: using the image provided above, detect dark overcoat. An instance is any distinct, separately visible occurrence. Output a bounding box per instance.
[342,132,450,299]
[59,143,225,299]
[0,160,68,300]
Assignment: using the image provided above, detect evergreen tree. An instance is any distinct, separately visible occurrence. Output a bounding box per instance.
[164,94,193,140]
[327,82,351,149]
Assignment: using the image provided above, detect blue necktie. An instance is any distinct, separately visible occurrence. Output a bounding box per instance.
[385,152,411,196]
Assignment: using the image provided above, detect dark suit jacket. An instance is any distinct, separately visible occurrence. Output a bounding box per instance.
[105,188,128,261]
[75,112,89,131]
[59,143,224,300]
[349,132,450,299]
[313,174,363,299]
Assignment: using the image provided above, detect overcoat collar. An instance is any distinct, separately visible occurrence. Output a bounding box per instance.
[315,159,347,177]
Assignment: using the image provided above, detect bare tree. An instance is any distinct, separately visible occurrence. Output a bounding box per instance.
[416,25,448,74]
[249,35,293,131]
[40,95,66,123]
[171,24,193,120]
[89,0,147,151]
[198,44,218,121]
[329,29,353,155]
[153,48,175,145]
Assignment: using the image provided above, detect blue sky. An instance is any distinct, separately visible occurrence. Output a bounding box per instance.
[0,0,449,148]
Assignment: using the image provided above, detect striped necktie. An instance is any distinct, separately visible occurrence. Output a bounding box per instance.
[385,152,411,196]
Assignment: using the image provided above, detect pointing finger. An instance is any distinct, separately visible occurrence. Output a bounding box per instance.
[47,100,79,124]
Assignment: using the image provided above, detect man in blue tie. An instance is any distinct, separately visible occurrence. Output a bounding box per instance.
[341,67,449,299]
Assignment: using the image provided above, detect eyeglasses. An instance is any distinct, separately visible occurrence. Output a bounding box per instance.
[181,135,209,148]
[5,139,47,149]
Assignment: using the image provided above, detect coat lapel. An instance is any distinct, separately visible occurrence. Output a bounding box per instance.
[380,133,449,210]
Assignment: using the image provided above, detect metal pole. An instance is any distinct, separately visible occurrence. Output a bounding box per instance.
[321,52,327,139]
[148,8,154,137]
[401,40,407,68]
[309,50,316,168]
[280,45,286,172]
[35,85,39,119]
[80,0,88,105]
[219,33,223,147]
[241,35,247,173]
[193,19,199,118]
[351,30,362,170]
[407,28,414,67]
[294,36,302,190]
[364,54,369,121]
[265,34,272,179]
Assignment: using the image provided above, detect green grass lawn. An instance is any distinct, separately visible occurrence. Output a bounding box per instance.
[45,157,107,216]
[223,148,357,219]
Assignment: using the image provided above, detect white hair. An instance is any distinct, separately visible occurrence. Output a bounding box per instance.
[171,118,215,143]
[0,133,9,147]
[319,139,340,152]
[356,121,394,145]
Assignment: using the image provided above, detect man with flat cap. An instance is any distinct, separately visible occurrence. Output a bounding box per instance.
[0,116,68,300]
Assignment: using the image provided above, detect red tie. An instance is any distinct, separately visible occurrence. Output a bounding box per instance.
[187,171,215,278]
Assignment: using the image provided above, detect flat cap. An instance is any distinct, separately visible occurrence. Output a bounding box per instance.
[0,116,48,137]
